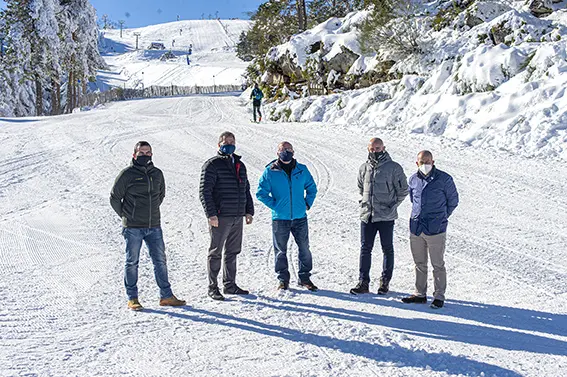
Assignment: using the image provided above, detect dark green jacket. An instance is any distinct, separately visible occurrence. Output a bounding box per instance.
[110,160,165,228]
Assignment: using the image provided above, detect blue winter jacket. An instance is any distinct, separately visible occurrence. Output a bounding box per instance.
[408,167,459,236]
[256,160,317,220]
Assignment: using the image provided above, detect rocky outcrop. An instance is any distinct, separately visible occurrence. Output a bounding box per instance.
[323,46,360,75]
[527,0,553,18]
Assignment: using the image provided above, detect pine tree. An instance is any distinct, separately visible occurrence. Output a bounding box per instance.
[359,0,423,57]
[236,0,298,60]
[309,0,362,26]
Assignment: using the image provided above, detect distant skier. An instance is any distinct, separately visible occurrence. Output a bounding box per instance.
[250,83,264,123]
[172,39,175,48]
[110,141,186,311]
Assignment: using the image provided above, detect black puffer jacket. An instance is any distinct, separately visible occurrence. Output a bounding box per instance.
[110,160,165,228]
[199,153,254,218]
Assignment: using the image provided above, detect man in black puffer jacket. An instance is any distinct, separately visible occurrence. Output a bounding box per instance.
[110,141,185,311]
[199,131,255,300]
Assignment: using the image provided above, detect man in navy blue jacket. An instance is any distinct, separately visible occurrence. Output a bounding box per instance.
[257,141,318,291]
[402,150,459,309]
[199,132,255,300]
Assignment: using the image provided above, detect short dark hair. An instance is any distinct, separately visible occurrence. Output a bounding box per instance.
[218,131,235,144]
[134,141,151,153]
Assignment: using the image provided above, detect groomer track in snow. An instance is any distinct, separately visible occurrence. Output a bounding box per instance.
[0,93,566,376]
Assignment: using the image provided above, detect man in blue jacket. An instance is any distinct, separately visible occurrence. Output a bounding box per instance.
[257,141,318,291]
[250,83,264,123]
[402,150,459,309]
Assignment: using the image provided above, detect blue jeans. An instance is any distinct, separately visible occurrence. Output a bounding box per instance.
[123,227,173,300]
[273,217,312,283]
[359,220,395,283]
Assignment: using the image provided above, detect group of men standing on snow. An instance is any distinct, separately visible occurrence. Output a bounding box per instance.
[110,133,459,311]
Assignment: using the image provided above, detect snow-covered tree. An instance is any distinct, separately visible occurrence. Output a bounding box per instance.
[0,0,105,116]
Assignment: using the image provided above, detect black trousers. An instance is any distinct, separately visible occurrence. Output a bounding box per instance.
[253,103,262,122]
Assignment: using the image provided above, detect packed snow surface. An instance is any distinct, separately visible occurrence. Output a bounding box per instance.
[1,94,566,376]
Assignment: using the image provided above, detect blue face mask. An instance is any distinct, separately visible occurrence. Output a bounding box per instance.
[219,144,236,155]
[278,150,294,162]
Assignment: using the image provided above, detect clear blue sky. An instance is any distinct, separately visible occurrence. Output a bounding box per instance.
[0,1,266,27]
[91,0,265,27]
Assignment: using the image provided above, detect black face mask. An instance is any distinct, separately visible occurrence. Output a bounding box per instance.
[369,151,385,160]
[279,150,294,162]
[136,155,152,166]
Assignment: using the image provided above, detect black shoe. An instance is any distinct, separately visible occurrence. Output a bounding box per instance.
[277,281,289,290]
[349,281,369,295]
[298,279,318,292]
[377,279,389,295]
[223,285,249,295]
[401,295,427,304]
[208,287,225,301]
[430,299,444,309]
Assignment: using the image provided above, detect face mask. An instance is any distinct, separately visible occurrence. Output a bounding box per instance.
[374,151,385,159]
[278,150,294,162]
[219,144,236,155]
[419,164,433,175]
[136,155,152,166]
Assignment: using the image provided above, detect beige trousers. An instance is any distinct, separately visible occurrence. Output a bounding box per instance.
[409,232,447,301]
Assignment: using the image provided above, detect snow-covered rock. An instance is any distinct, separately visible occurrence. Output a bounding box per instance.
[264,3,567,160]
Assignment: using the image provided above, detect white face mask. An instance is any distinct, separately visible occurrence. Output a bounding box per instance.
[419,164,433,175]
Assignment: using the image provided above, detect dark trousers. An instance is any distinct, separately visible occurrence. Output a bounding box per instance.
[359,220,395,283]
[207,216,243,290]
[273,217,312,283]
[253,103,262,122]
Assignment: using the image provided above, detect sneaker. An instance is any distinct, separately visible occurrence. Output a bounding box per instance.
[208,287,225,301]
[159,295,186,307]
[401,295,427,304]
[277,281,289,290]
[223,285,250,295]
[127,298,143,311]
[430,299,444,309]
[298,279,318,292]
[377,279,389,295]
[349,281,369,295]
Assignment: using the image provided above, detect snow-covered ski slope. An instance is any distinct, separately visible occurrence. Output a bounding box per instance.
[1,94,566,376]
[96,19,251,90]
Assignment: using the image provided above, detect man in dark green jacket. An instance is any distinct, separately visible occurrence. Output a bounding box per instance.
[110,141,185,310]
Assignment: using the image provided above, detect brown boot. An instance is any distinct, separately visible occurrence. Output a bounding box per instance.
[159,295,186,307]
[128,298,143,311]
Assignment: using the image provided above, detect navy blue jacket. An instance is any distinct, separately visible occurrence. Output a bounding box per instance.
[408,167,459,236]
[199,153,254,218]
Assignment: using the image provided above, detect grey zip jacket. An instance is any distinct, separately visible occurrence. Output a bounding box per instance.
[358,152,409,223]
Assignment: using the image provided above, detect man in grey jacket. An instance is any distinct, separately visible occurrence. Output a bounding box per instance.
[350,138,408,295]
